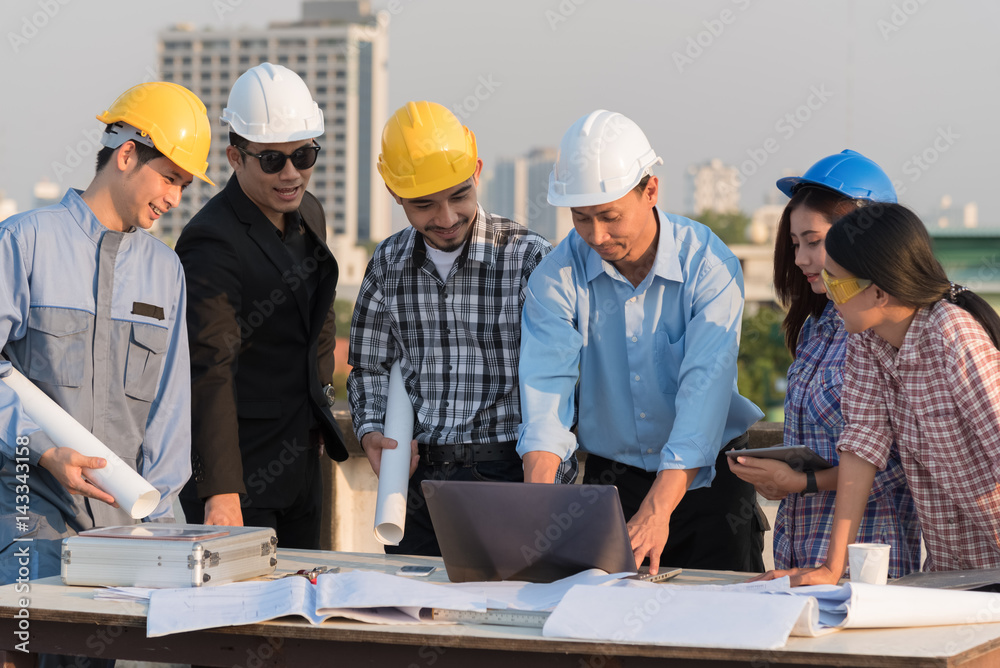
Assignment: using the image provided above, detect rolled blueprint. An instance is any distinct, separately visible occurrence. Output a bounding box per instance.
[2,368,161,519]
[373,361,415,545]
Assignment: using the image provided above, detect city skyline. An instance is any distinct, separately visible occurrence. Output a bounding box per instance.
[1,0,997,229]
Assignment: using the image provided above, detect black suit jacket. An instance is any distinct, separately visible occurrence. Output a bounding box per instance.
[176,175,347,509]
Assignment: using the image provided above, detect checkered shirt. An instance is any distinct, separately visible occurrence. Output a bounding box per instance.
[348,205,551,453]
[774,302,921,577]
[839,300,1000,571]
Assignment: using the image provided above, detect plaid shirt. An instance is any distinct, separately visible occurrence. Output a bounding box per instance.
[774,302,920,577]
[348,206,551,449]
[840,301,1000,571]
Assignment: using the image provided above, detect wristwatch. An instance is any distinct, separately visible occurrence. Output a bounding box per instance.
[322,384,336,406]
[801,470,818,497]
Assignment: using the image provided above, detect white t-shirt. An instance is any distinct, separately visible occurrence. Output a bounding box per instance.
[424,243,465,281]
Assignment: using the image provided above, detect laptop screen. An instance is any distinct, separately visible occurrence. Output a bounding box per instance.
[421,480,636,583]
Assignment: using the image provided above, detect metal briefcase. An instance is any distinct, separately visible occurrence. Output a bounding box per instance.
[61,524,278,587]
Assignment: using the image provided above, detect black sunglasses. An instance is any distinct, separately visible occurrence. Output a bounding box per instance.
[235,142,321,174]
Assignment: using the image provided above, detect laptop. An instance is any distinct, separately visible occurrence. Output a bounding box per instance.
[421,480,673,583]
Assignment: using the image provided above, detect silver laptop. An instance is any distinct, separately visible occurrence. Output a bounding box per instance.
[421,480,641,583]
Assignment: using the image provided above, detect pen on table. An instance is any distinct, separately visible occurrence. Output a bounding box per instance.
[282,566,338,584]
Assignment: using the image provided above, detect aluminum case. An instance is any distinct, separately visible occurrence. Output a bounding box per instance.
[60,524,278,587]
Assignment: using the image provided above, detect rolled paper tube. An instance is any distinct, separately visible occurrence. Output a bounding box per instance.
[2,368,161,519]
[373,361,415,545]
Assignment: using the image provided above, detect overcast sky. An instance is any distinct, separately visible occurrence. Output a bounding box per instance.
[2,0,997,225]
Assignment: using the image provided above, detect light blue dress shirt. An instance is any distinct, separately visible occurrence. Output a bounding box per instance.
[517,208,763,489]
[0,189,191,581]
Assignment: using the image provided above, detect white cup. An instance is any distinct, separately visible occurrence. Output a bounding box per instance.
[848,543,891,585]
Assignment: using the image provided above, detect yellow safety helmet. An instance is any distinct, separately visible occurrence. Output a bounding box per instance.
[377,101,477,199]
[97,82,214,186]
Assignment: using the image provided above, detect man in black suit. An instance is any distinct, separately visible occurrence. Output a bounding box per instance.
[177,63,346,549]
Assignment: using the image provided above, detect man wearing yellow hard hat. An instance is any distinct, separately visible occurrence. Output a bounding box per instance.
[177,64,346,550]
[348,101,567,556]
[0,82,210,585]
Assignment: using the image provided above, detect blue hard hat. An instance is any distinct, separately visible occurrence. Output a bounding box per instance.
[776,149,897,203]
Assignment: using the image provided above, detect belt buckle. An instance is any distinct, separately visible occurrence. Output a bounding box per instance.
[454,443,474,467]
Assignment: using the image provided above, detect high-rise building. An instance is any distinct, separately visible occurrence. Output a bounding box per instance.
[685,158,740,215]
[525,148,573,244]
[484,157,527,225]
[483,148,571,244]
[155,0,389,285]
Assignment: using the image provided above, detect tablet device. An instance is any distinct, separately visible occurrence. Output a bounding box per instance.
[726,445,832,472]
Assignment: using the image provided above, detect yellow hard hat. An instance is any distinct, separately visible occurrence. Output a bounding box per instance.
[97,82,214,186]
[377,101,477,199]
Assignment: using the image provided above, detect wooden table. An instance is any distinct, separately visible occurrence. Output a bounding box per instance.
[3,549,1000,667]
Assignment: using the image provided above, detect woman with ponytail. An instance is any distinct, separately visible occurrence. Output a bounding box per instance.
[759,202,1000,585]
[729,152,920,578]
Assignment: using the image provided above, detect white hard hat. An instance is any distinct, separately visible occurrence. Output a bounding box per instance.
[547,110,662,208]
[221,63,324,143]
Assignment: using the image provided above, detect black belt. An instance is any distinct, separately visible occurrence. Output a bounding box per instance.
[722,431,750,453]
[418,441,519,466]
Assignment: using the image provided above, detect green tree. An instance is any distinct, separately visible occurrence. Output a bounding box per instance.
[334,297,354,337]
[332,298,356,401]
[738,305,792,422]
[689,210,750,246]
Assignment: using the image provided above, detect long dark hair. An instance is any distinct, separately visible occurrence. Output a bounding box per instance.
[826,203,1000,350]
[774,187,861,353]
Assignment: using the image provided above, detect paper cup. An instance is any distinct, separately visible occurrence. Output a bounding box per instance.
[848,543,891,585]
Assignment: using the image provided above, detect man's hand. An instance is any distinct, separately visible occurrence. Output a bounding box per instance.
[749,563,841,586]
[627,503,672,572]
[627,468,697,575]
[37,446,117,507]
[727,455,804,501]
[361,432,418,477]
[522,451,562,483]
[203,493,244,526]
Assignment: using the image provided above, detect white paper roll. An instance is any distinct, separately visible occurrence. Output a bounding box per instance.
[2,368,161,519]
[373,361,415,545]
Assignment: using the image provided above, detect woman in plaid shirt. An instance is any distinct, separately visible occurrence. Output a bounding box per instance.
[759,203,1000,585]
[729,152,920,578]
